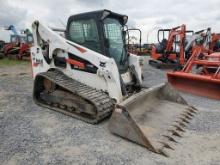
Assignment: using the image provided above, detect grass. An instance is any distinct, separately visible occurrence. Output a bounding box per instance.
[0,58,29,66]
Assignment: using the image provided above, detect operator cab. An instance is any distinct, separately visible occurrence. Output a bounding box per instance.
[66,10,129,73]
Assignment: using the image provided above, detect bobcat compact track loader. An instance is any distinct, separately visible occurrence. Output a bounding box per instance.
[31,10,198,156]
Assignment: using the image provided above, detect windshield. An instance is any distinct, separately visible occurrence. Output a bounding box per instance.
[69,19,101,53]
[104,18,126,66]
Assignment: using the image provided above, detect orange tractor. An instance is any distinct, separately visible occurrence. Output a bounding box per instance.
[167,28,220,100]
[149,24,194,69]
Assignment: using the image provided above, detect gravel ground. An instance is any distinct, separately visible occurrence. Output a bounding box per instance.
[0,58,220,165]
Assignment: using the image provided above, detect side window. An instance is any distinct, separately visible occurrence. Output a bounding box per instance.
[103,18,126,64]
[104,23,122,42]
[27,35,33,43]
[11,36,17,43]
[69,19,101,53]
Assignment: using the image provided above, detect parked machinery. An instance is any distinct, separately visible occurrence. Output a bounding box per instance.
[18,29,33,60]
[3,25,22,57]
[0,40,5,59]
[3,25,33,60]
[30,10,198,156]
[149,25,190,69]
[167,28,220,100]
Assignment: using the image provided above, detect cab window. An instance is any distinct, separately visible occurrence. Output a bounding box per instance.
[69,19,101,53]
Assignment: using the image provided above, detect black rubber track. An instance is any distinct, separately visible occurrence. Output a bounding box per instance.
[33,70,115,124]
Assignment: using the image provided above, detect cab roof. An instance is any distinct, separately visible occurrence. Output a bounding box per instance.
[67,9,128,25]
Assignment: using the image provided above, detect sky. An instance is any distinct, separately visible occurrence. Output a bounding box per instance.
[0,0,220,42]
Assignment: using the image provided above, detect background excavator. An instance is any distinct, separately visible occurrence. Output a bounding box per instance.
[149,25,190,69]
[31,10,198,157]
[149,26,213,70]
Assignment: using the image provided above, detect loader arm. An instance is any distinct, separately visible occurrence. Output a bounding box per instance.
[165,26,181,52]
[32,21,110,68]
